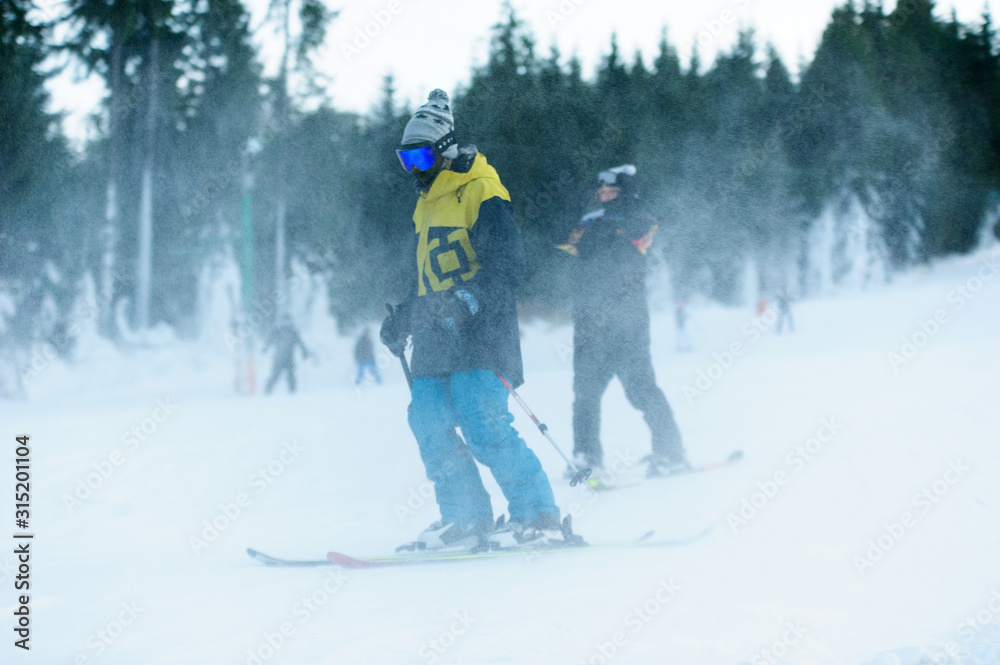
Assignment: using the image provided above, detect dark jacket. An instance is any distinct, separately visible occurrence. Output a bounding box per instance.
[394,149,526,386]
[562,195,659,346]
[265,324,308,364]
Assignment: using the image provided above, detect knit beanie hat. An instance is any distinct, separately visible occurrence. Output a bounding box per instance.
[401,89,459,159]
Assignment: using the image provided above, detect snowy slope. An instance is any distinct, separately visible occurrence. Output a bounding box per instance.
[2,248,999,665]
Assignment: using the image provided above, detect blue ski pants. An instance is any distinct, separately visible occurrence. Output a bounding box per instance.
[408,370,558,532]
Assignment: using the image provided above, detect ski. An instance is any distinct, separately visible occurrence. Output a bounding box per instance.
[586,449,744,492]
[323,526,713,569]
[248,526,713,569]
[246,548,331,567]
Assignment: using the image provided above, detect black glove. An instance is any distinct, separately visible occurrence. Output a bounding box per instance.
[436,289,480,338]
[380,303,410,357]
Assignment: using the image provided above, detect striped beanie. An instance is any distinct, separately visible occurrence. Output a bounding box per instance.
[401,89,459,159]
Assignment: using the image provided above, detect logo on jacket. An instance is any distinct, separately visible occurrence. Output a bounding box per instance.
[418,226,480,294]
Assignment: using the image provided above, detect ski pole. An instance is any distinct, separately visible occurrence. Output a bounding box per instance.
[399,353,412,390]
[385,304,412,389]
[496,375,591,487]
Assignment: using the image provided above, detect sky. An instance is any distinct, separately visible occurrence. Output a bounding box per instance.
[44,0,998,148]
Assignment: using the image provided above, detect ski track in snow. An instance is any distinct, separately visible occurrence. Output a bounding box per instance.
[2,249,999,664]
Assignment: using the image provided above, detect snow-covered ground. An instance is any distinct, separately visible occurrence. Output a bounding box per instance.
[2,248,999,665]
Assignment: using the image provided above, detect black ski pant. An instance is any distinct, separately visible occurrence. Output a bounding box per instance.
[776,309,794,334]
[265,357,297,394]
[572,334,684,466]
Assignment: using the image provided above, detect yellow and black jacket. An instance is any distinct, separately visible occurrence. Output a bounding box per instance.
[397,149,526,386]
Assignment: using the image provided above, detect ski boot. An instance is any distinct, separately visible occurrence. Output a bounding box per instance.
[396,520,489,553]
[487,513,587,550]
[643,454,692,479]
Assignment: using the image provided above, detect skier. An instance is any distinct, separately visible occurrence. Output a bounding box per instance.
[262,315,311,395]
[353,328,381,385]
[380,89,571,552]
[775,290,795,334]
[559,165,689,478]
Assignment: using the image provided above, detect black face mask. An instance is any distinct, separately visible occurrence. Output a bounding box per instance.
[412,157,446,189]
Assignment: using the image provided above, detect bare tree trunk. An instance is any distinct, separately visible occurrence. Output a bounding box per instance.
[274,183,286,312]
[273,0,290,317]
[136,31,159,330]
[100,38,123,337]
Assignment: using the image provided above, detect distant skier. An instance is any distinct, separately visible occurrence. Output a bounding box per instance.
[675,301,693,353]
[775,290,795,334]
[380,89,571,552]
[559,165,689,478]
[353,329,381,385]
[263,316,311,395]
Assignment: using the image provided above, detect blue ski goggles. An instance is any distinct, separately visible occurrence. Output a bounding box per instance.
[396,132,456,173]
[396,145,437,173]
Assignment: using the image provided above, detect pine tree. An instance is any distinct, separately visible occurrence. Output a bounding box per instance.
[63,0,141,334]
[170,0,263,328]
[133,0,177,330]
[0,0,72,354]
[261,0,336,316]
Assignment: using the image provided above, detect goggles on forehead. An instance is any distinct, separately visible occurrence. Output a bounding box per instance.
[396,132,456,173]
[598,163,637,185]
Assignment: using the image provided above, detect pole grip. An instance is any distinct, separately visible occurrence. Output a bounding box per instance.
[386,303,413,390]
